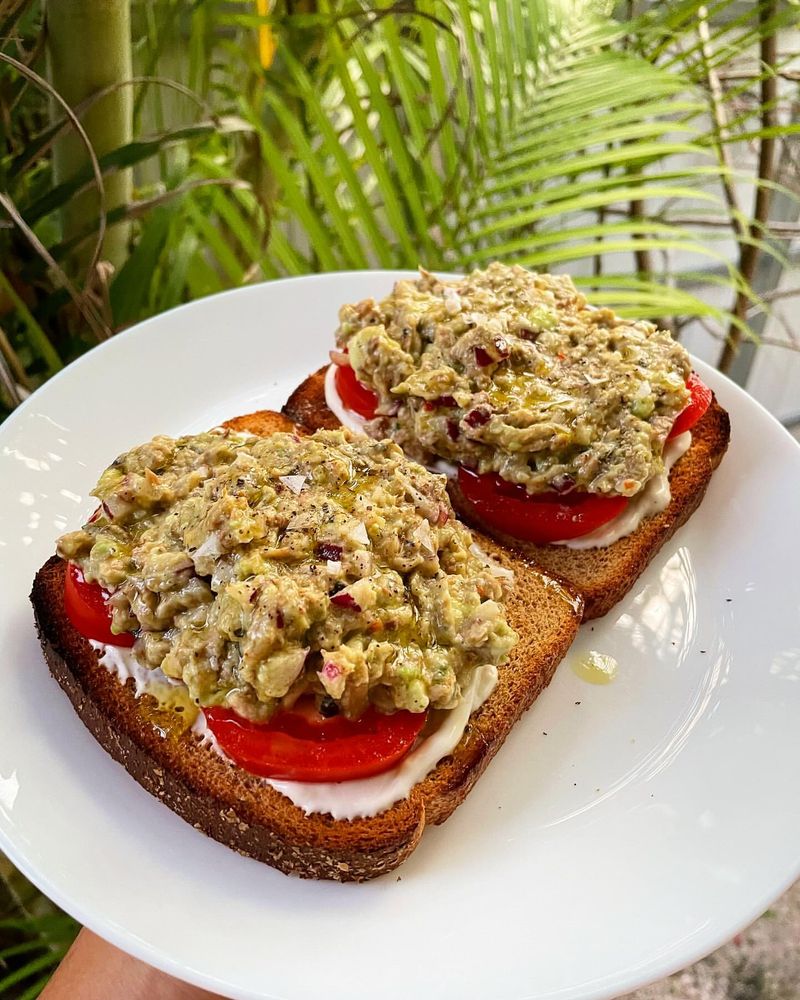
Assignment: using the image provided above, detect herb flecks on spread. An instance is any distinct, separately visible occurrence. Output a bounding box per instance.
[336,264,691,497]
[57,429,518,721]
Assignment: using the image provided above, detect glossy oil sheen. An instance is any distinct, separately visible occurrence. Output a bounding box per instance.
[0,272,798,1000]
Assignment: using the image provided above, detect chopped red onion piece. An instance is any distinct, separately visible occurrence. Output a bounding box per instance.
[330,591,360,611]
[465,406,491,428]
[316,542,343,561]
[475,338,509,367]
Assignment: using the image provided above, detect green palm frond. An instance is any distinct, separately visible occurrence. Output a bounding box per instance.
[0,0,797,422]
[246,0,796,346]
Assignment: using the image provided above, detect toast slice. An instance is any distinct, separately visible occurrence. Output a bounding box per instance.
[31,410,582,882]
[283,368,731,619]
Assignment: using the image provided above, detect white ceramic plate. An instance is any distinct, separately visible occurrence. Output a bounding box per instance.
[0,273,798,1000]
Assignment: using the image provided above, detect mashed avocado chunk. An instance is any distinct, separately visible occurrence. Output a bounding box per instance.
[57,428,518,721]
[336,263,691,497]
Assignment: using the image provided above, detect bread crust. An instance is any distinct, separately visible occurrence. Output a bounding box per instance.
[30,412,582,881]
[282,367,731,618]
[283,366,341,434]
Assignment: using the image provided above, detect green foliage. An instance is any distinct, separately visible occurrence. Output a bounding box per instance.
[0,0,797,422]
[0,862,79,999]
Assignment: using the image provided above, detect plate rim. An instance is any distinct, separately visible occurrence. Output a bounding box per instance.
[0,271,798,1000]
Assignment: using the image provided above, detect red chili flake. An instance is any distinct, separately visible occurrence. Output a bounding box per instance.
[474,347,493,367]
[465,406,491,428]
[316,542,342,561]
[276,610,284,628]
[330,591,360,611]
[447,420,460,441]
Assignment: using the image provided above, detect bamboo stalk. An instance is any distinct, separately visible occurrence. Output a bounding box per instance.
[697,6,746,235]
[719,1,778,372]
[45,0,133,272]
[622,0,660,325]
[624,2,654,282]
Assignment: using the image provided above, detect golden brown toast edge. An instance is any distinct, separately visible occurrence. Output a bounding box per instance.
[31,411,582,881]
[283,366,340,433]
[282,367,731,619]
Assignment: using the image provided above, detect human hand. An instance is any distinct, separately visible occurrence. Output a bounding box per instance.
[41,928,221,1000]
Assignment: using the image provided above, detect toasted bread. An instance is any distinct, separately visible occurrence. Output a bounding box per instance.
[31,410,582,882]
[283,368,731,619]
[283,366,342,434]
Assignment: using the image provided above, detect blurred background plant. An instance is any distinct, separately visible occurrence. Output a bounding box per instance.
[1,0,799,427]
[0,0,799,993]
[0,858,77,999]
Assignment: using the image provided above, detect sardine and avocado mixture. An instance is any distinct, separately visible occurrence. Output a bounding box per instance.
[57,428,518,723]
[336,263,692,498]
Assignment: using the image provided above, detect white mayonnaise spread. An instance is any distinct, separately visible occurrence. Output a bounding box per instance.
[428,457,458,478]
[268,663,497,820]
[88,640,180,697]
[324,362,368,434]
[554,430,692,549]
[189,709,228,756]
[91,642,497,820]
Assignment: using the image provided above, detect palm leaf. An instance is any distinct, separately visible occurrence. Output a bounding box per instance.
[2,0,798,418]
[242,0,797,344]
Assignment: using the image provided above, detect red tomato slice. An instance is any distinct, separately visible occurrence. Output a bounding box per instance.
[204,701,427,782]
[457,467,629,544]
[334,362,379,420]
[64,562,134,647]
[669,372,712,439]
